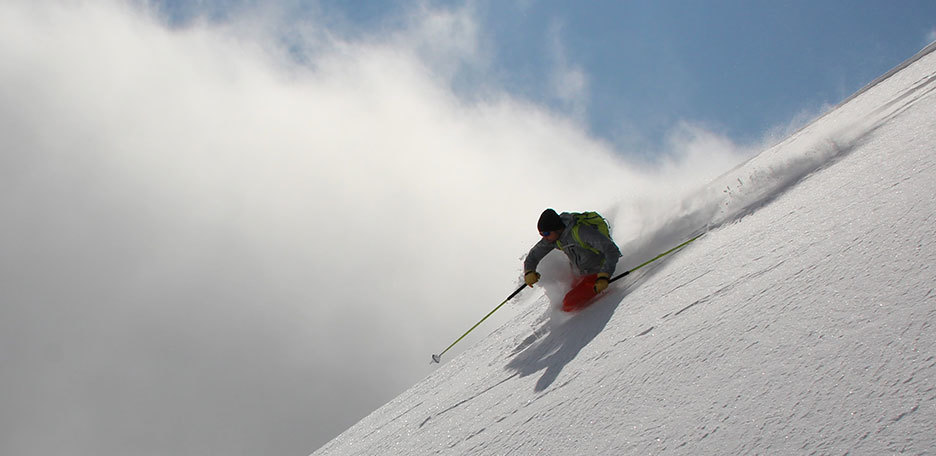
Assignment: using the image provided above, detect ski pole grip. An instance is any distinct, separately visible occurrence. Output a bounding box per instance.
[609,270,630,283]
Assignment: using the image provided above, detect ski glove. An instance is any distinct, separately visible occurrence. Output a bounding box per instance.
[593,273,610,293]
[524,271,541,287]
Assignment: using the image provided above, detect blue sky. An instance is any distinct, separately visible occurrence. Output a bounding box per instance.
[159,0,936,159]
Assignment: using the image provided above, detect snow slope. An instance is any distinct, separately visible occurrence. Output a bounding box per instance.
[313,44,936,455]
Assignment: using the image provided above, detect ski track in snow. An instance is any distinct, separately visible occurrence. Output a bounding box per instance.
[313,44,936,455]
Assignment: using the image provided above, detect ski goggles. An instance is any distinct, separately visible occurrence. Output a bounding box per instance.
[540,231,552,237]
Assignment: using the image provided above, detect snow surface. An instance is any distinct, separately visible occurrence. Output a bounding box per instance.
[313,44,936,455]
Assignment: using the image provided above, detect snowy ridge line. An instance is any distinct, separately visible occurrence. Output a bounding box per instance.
[701,39,936,198]
[630,43,936,270]
[834,39,936,112]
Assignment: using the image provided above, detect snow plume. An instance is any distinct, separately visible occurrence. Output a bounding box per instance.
[623,42,936,277]
[715,48,936,223]
[0,1,784,455]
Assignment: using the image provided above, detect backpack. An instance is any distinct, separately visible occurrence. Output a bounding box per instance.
[557,211,611,255]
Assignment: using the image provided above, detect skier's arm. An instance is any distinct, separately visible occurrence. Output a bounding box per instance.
[523,239,556,273]
[580,228,622,275]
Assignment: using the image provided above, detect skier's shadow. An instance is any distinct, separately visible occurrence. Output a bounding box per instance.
[505,283,635,392]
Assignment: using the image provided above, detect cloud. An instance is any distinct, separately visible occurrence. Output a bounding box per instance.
[0,1,750,455]
[546,19,589,121]
[927,27,936,45]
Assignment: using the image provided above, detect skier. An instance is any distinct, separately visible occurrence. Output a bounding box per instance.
[523,208,622,312]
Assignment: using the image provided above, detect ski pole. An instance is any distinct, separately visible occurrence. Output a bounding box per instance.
[609,233,703,284]
[431,283,526,364]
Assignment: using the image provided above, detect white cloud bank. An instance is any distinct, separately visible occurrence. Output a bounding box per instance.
[0,1,752,454]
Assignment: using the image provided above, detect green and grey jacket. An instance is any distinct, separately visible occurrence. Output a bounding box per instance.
[523,212,622,276]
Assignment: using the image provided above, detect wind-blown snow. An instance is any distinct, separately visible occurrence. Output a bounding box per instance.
[313,43,936,455]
